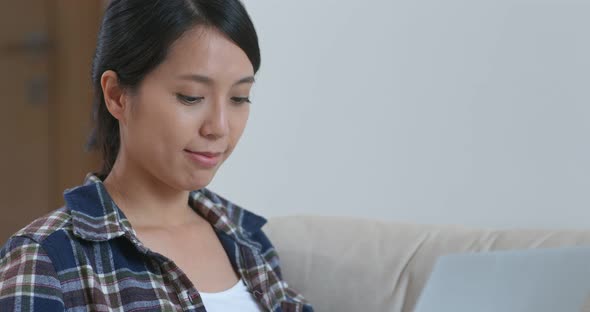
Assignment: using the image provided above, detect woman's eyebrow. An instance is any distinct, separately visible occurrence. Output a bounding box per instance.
[177,74,255,86]
[234,76,255,85]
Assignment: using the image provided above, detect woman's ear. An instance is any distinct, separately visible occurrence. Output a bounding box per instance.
[101,70,129,125]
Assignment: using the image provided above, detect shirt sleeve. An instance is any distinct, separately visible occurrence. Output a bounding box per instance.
[250,228,314,310]
[0,235,65,311]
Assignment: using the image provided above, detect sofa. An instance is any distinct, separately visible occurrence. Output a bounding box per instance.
[264,215,590,312]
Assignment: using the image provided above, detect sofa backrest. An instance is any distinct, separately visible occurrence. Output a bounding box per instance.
[264,215,590,312]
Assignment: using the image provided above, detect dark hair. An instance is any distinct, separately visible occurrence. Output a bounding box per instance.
[86,0,261,180]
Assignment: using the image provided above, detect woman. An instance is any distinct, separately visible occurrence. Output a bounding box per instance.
[0,0,313,311]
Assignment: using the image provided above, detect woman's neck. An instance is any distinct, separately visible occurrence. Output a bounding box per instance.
[102,156,196,230]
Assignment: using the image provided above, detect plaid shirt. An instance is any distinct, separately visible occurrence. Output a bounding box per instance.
[0,173,313,312]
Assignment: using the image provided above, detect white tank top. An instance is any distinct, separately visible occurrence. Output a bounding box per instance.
[199,278,265,311]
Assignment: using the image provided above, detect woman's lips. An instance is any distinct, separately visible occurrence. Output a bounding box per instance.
[184,149,222,168]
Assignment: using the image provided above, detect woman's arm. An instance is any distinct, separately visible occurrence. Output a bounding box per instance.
[0,236,65,311]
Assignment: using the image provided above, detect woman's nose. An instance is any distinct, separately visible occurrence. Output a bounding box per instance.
[199,98,229,140]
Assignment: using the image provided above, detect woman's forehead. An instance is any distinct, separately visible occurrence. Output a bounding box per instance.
[158,26,254,80]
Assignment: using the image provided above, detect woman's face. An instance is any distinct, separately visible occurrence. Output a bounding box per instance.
[118,26,254,191]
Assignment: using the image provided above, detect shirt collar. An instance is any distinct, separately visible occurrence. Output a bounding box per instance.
[64,172,267,244]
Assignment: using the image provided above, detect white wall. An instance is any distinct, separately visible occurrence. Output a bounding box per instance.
[209,0,590,229]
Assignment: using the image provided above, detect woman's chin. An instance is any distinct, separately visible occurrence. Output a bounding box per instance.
[181,174,214,191]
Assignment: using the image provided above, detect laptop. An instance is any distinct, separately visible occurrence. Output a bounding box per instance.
[414,246,590,312]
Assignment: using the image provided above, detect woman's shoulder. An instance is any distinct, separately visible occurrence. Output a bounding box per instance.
[1,206,72,253]
[195,188,284,275]
[196,187,268,235]
[0,207,73,310]
[196,188,282,273]
[196,188,313,308]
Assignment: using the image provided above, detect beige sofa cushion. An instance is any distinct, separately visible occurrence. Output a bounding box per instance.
[264,215,590,312]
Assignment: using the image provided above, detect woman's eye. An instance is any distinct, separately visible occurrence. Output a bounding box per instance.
[176,94,204,105]
[231,97,251,105]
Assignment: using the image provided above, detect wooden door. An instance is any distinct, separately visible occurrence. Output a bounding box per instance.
[0,1,103,245]
[0,1,52,245]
